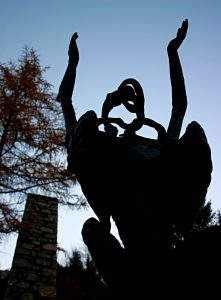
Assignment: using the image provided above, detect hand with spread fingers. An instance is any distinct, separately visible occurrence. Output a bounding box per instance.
[167,19,188,51]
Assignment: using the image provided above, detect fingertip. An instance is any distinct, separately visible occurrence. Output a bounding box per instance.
[182,19,188,30]
[73,32,79,39]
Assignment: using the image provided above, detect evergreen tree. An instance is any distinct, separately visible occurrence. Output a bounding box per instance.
[57,248,110,300]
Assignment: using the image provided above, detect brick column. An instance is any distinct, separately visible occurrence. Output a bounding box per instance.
[4,193,58,300]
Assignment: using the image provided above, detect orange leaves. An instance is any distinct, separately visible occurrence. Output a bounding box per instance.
[0,47,80,234]
[0,201,21,234]
[0,47,62,152]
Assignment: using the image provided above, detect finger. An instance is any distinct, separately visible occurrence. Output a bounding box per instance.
[177,27,181,37]
[181,19,188,33]
[177,20,188,40]
[73,32,78,39]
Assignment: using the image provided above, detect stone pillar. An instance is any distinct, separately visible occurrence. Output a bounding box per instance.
[4,193,58,300]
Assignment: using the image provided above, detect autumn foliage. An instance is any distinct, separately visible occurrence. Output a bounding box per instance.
[0,47,84,235]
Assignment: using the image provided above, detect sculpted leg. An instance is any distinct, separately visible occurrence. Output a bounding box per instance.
[81,217,129,299]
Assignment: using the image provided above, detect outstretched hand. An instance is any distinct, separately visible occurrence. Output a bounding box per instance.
[168,19,188,51]
[68,32,79,66]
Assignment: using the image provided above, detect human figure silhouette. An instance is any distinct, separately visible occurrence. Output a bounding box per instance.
[57,19,212,298]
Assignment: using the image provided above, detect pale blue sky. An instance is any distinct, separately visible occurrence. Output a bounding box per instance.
[1,0,221,269]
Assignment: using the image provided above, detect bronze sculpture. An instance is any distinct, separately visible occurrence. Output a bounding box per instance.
[57,19,213,298]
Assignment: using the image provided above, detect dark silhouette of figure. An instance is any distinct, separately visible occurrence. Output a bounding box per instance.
[57,20,213,298]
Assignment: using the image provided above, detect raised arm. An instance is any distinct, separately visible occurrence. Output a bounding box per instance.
[166,19,188,142]
[57,32,79,141]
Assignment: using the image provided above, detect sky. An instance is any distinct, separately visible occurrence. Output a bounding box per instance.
[1,0,221,269]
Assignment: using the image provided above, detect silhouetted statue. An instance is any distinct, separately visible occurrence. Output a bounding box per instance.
[57,20,213,298]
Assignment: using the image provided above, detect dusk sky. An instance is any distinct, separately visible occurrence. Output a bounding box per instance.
[1,0,221,269]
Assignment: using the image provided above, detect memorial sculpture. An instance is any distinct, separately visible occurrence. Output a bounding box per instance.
[57,19,212,298]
